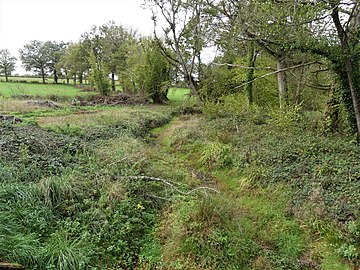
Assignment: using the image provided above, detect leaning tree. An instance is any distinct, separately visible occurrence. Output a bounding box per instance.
[144,0,209,95]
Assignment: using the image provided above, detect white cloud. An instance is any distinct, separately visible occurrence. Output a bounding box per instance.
[0,0,154,74]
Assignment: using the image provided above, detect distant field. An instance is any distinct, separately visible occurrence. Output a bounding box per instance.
[0,76,88,84]
[0,81,89,97]
[167,88,194,103]
[0,79,192,104]
[1,76,55,83]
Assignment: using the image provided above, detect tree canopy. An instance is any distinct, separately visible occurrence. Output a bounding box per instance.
[0,49,16,82]
[4,1,360,134]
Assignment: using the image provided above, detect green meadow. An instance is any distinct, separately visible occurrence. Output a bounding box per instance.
[0,81,86,97]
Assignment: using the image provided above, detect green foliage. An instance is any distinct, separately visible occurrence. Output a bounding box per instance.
[138,39,171,103]
[199,64,238,102]
[151,195,259,269]
[40,232,95,270]
[167,88,193,104]
[199,142,232,170]
[0,49,17,81]
[268,103,304,129]
[203,92,249,117]
[151,112,359,268]
[88,53,110,95]
[203,92,267,126]
[335,244,358,260]
[0,124,84,179]
[0,106,179,269]
[333,62,360,135]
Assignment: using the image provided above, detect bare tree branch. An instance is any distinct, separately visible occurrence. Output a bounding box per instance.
[212,62,275,70]
[124,175,219,195]
[235,61,319,89]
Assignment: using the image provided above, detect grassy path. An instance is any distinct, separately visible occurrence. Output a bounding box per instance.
[138,114,355,270]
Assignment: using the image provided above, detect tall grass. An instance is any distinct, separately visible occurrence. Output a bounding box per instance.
[0,106,177,269]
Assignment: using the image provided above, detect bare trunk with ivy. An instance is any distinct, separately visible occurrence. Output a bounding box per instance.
[331,4,360,136]
[244,41,257,104]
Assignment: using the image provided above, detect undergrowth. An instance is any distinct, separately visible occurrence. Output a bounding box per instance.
[138,109,359,270]
[0,106,179,269]
[1,99,359,269]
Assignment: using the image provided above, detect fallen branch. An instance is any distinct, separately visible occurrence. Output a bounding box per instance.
[124,175,219,195]
[235,61,319,89]
[0,262,24,269]
[26,100,62,108]
[212,62,274,71]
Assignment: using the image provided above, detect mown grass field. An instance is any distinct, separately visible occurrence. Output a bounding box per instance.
[0,76,85,84]
[167,87,192,103]
[0,79,190,101]
[0,81,88,97]
[0,86,358,269]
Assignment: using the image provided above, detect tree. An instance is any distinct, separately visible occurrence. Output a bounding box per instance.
[244,41,257,104]
[45,41,67,84]
[0,49,16,82]
[89,52,110,95]
[81,23,135,94]
[138,38,171,103]
[326,1,360,136]
[206,0,360,136]
[145,0,207,95]
[117,40,142,94]
[207,0,309,109]
[100,21,137,91]
[82,26,111,95]
[19,40,49,83]
[58,42,89,85]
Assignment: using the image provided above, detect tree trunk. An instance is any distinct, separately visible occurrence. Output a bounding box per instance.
[343,57,360,135]
[185,73,198,96]
[332,6,360,137]
[73,74,77,85]
[41,67,46,84]
[277,56,288,109]
[152,91,168,104]
[111,72,116,91]
[295,65,306,105]
[53,69,58,84]
[79,72,83,85]
[245,41,256,104]
[5,72,8,82]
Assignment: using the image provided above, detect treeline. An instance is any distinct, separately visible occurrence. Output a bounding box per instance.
[0,21,171,103]
[1,0,360,135]
[142,0,360,137]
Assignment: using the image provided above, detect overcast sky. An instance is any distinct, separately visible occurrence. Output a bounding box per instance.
[0,0,154,74]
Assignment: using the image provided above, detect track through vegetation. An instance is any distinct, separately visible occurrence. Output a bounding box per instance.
[0,102,359,269]
[138,114,359,270]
